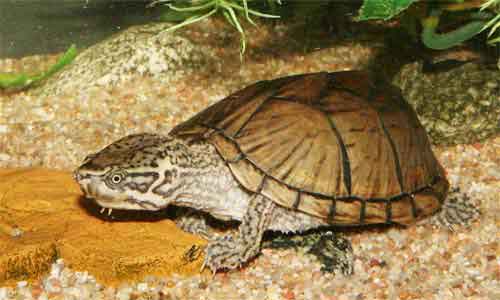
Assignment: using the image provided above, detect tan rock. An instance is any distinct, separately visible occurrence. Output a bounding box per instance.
[0,168,206,286]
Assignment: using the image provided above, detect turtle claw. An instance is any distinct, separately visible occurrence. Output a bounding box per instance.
[200,256,215,276]
[200,253,220,279]
[200,248,214,275]
[200,259,206,273]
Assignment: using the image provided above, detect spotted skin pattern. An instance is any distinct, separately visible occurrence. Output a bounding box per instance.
[428,187,480,230]
[202,194,275,272]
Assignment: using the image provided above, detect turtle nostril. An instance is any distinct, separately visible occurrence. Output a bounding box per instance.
[73,169,86,182]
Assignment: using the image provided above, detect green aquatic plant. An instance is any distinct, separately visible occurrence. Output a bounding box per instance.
[154,0,499,55]
[357,0,496,50]
[0,44,77,90]
[152,0,280,58]
[357,0,416,21]
[421,8,490,50]
[481,0,500,44]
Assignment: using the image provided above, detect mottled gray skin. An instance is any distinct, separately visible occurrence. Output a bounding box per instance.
[74,133,349,274]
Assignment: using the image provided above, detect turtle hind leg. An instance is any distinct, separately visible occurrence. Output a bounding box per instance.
[262,230,354,276]
[306,231,354,275]
[202,194,275,273]
[262,231,306,250]
[431,186,480,230]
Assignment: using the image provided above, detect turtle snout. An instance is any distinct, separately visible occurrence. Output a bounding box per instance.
[73,169,83,182]
[73,170,94,198]
[73,169,86,190]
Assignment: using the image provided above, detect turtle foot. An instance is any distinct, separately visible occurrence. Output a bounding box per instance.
[431,187,480,230]
[306,232,354,275]
[202,235,244,274]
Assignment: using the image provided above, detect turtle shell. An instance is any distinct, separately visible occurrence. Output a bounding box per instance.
[170,71,449,226]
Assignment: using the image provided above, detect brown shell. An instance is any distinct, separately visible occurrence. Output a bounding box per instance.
[170,72,449,226]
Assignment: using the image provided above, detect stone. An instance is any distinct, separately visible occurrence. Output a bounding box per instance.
[0,168,206,286]
[32,22,217,97]
[393,61,500,145]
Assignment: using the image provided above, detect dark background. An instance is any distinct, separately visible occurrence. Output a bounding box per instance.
[0,0,158,58]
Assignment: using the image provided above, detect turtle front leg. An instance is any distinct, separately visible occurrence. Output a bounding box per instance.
[175,208,214,240]
[202,194,275,273]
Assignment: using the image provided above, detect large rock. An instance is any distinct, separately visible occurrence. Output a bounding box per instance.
[0,168,206,286]
[32,22,217,97]
[393,61,500,145]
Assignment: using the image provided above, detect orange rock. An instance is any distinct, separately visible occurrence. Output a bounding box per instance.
[0,168,207,286]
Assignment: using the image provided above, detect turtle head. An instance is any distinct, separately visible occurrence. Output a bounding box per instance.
[74,133,186,212]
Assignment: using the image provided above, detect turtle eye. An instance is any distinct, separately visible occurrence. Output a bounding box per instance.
[106,170,126,187]
[111,174,123,184]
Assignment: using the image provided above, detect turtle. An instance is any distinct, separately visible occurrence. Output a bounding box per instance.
[74,71,478,274]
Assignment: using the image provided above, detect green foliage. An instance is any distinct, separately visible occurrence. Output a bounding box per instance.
[421,9,488,50]
[0,44,77,90]
[357,0,416,21]
[481,0,500,44]
[153,0,280,58]
[152,0,500,55]
[357,0,499,49]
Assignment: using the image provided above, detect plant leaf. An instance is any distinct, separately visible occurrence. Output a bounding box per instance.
[358,0,417,21]
[0,44,77,90]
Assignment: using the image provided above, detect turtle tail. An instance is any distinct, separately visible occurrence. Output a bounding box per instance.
[430,187,480,230]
